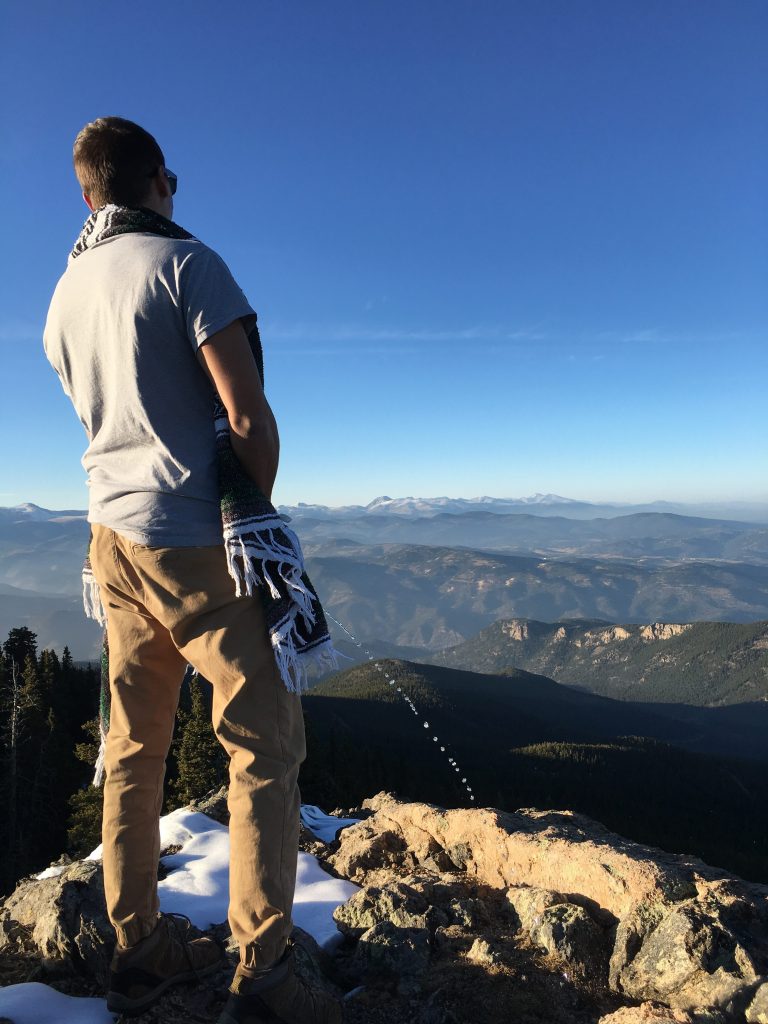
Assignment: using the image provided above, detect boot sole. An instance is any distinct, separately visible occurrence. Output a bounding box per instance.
[106,959,220,1016]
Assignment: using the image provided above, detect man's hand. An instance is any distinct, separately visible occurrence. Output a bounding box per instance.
[197,318,279,500]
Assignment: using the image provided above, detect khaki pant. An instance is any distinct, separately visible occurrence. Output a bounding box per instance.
[89,523,307,971]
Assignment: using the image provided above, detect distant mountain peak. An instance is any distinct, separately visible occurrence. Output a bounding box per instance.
[520,492,580,504]
[0,503,88,524]
[355,495,592,517]
[9,503,56,522]
[15,502,49,514]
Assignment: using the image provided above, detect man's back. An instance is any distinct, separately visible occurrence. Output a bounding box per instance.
[44,230,256,546]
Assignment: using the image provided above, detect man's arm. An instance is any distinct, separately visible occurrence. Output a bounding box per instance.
[197,319,280,500]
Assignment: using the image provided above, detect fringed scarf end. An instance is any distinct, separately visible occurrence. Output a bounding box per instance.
[82,569,106,626]
[92,726,107,788]
[271,624,310,695]
[270,613,348,696]
[224,522,312,610]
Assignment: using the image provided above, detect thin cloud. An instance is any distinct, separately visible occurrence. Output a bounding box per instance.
[0,321,44,343]
[263,322,549,344]
[271,346,421,357]
[613,328,760,347]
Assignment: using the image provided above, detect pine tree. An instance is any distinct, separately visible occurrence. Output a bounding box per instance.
[15,655,53,872]
[3,627,38,669]
[67,785,104,857]
[0,654,45,889]
[66,718,104,857]
[0,656,26,892]
[38,648,59,708]
[170,674,227,808]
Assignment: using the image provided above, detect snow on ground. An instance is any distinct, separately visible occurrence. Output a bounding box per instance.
[0,804,361,1023]
[34,865,65,880]
[0,982,114,1023]
[300,803,362,843]
[293,844,360,952]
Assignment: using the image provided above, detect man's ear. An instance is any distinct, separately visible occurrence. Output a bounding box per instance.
[83,192,95,212]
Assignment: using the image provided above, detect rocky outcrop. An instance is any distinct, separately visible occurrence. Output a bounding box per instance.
[596,1005,719,1023]
[1,788,767,1023]
[592,626,633,643]
[638,623,690,642]
[326,792,768,1020]
[502,621,530,641]
[746,981,768,1023]
[0,859,114,985]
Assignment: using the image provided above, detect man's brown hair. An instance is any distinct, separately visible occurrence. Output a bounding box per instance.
[73,117,165,209]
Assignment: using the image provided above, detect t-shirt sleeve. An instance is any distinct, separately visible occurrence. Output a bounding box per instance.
[179,246,257,349]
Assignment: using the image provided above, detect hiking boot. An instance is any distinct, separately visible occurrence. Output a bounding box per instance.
[106,911,223,1016]
[217,938,343,1024]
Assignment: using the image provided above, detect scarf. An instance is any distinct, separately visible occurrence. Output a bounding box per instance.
[72,205,342,784]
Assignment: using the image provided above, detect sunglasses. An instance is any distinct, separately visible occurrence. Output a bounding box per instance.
[150,166,177,196]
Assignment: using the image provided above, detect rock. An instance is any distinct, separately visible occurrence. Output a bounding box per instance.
[327,791,768,1018]
[506,884,608,976]
[329,805,376,822]
[446,896,491,930]
[747,981,768,1023]
[505,885,566,932]
[333,880,447,937]
[445,841,472,870]
[465,935,502,967]
[327,821,416,883]
[419,847,456,873]
[530,903,609,979]
[329,791,704,920]
[190,785,229,824]
[432,925,456,952]
[598,1002,723,1022]
[0,860,113,984]
[352,920,431,996]
[611,889,768,1014]
[639,624,690,641]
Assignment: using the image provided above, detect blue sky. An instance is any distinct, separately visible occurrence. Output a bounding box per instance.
[1,0,766,509]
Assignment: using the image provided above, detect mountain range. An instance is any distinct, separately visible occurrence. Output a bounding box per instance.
[282,494,768,523]
[3,501,768,659]
[307,541,768,647]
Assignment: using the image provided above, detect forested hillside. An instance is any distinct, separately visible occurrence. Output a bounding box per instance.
[303,659,768,882]
[429,617,768,704]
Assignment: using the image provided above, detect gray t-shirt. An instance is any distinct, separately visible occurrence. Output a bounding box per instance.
[44,232,257,546]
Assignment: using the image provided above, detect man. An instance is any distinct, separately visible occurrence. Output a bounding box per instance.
[43,117,342,1024]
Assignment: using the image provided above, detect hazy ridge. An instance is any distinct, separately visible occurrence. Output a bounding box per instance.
[3,500,768,658]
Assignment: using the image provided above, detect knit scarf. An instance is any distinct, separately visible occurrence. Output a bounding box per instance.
[72,205,341,785]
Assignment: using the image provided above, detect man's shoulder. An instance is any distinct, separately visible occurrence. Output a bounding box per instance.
[78,232,218,262]
[60,234,230,289]
[141,235,231,275]
[114,232,213,261]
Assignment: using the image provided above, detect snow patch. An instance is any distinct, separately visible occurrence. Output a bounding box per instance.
[34,865,66,880]
[12,803,363,1019]
[0,983,114,1023]
[300,803,363,843]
